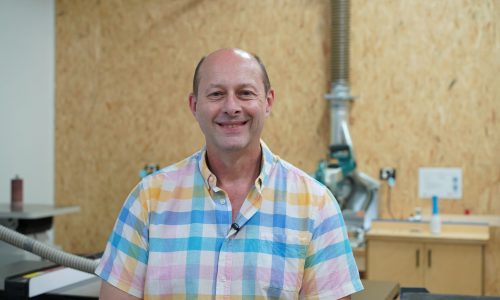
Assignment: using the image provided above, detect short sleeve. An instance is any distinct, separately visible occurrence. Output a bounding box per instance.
[94,180,150,298]
[299,188,363,299]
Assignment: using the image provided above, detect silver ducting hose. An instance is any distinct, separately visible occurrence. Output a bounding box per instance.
[0,224,98,274]
[328,0,353,145]
[331,0,350,85]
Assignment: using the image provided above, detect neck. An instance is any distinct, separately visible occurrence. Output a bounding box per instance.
[205,144,262,184]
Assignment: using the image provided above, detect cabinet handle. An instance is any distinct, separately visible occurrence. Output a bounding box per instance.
[428,249,432,268]
[416,249,420,267]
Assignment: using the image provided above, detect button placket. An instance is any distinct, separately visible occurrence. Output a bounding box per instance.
[223,238,233,295]
[215,238,234,297]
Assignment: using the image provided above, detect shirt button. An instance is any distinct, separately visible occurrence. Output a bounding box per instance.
[220,199,226,205]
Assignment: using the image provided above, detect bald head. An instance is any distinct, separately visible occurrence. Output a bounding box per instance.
[192,48,271,97]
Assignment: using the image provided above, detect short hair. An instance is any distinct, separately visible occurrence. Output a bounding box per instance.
[192,53,271,97]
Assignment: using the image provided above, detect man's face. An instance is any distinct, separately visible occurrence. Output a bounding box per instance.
[189,49,274,154]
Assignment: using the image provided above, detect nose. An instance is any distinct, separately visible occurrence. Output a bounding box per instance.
[222,93,241,115]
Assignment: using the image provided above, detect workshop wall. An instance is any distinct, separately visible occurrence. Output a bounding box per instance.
[55,0,331,251]
[348,1,499,293]
[351,0,499,221]
[55,0,499,293]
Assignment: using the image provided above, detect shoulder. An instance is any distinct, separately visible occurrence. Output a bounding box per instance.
[127,150,202,210]
[268,156,341,232]
[272,156,342,217]
[274,156,329,196]
[139,150,201,192]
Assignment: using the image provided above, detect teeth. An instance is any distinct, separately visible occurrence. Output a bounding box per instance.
[220,123,243,128]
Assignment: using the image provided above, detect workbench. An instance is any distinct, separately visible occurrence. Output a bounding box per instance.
[366,220,489,295]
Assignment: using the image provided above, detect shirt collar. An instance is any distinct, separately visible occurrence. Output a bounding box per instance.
[258,140,276,191]
[197,140,277,192]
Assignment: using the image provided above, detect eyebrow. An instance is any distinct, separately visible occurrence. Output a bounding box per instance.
[205,83,259,91]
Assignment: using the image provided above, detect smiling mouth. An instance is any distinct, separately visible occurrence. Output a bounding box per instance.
[217,121,248,128]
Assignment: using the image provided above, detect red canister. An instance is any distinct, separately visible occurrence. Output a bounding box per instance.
[11,176,23,210]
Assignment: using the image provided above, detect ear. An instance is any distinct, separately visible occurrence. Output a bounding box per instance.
[188,93,197,117]
[264,88,275,117]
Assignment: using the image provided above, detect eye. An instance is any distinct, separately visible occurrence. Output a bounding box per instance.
[238,89,257,100]
[207,91,224,100]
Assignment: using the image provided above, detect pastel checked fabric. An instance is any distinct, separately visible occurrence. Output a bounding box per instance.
[95,142,363,299]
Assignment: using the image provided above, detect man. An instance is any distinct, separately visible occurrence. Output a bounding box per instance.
[96,48,363,299]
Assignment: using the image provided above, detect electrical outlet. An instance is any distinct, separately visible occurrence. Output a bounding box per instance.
[379,167,396,180]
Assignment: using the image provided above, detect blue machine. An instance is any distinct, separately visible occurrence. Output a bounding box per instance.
[314,0,379,247]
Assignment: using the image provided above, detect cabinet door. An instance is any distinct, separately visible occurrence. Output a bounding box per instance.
[424,243,483,295]
[367,240,424,287]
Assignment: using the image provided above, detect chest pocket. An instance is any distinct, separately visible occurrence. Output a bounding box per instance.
[254,231,309,296]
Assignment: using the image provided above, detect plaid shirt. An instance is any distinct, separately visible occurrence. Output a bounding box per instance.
[95,142,362,299]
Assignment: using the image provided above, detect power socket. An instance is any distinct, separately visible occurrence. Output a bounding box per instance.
[379,167,396,180]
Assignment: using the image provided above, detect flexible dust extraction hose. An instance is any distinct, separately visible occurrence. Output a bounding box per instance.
[327,0,354,146]
[331,0,350,85]
[0,224,98,274]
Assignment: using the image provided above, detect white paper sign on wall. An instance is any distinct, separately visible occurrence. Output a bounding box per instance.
[418,167,462,199]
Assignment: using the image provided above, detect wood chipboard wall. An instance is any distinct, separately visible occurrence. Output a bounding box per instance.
[55,0,331,252]
[55,0,499,294]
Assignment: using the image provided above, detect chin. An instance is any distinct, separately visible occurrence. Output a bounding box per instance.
[215,138,251,152]
[220,143,248,152]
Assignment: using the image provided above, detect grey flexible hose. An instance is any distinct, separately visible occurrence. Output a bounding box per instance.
[0,224,98,274]
[331,0,350,85]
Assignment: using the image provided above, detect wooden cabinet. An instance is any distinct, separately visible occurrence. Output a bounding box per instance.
[368,240,424,288]
[366,221,489,295]
[425,243,483,294]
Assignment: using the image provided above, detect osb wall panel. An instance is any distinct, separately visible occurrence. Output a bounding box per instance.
[55,0,331,252]
[348,1,499,294]
[349,0,499,219]
[56,0,499,293]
